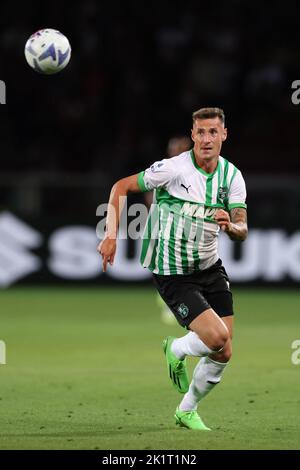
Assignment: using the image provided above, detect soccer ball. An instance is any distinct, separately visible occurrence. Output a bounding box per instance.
[24,29,71,74]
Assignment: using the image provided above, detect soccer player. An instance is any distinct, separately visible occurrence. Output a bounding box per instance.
[98,107,248,430]
[144,135,191,325]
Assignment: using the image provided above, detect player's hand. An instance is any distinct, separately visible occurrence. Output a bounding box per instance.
[214,209,231,232]
[97,237,116,272]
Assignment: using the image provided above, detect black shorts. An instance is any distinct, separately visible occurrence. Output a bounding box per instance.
[153,259,233,328]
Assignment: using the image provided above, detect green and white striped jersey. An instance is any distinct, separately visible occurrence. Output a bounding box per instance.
[137,149,247,275]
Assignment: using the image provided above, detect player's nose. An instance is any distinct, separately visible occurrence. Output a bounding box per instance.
[202,133,212,143]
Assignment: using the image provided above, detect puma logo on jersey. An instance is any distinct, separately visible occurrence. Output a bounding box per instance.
[180,183,191,193]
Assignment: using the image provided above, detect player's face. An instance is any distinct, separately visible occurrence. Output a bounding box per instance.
[191,117,227,160]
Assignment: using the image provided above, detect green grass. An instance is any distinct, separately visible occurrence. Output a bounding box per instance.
[0,287,300,450]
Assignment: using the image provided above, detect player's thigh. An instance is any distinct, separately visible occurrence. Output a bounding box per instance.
[153,274,223,325]
[153,274,230,350]
[189,283,234,350]
[221,315,233,339]
[153,274,210,328]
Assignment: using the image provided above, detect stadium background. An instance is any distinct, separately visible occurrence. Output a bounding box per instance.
[0,0,299,451]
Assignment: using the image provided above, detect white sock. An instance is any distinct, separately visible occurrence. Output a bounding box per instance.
[179,356,228,411]
[171,331,213,360]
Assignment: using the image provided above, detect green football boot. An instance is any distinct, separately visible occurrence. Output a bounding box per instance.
[162,336,189,393]
[175,407,211,431]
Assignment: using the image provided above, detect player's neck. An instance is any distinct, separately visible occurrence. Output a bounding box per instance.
[194,153,219,174]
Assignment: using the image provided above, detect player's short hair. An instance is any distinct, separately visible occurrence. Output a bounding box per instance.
[192,107,225,125]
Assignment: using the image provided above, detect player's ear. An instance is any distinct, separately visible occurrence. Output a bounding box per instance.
[222,128,227,142]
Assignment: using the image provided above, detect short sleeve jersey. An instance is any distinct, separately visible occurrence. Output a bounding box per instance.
[137,150,247,275]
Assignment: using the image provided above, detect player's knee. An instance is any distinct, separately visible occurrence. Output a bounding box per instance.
[218,346,232,362]
[211,341,232,362]
[208,329,229,352]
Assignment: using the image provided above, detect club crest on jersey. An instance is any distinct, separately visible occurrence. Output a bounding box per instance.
[218,186,228,203]
[177,303,189,318]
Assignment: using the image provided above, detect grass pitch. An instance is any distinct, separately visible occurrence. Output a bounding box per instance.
[0,287,299,450]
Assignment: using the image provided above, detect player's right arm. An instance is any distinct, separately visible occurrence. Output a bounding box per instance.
[97,174,141,272]
[98,158,176,272]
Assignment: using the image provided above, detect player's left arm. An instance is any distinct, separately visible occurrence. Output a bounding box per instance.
[215,168,248,241]
[215,207,248,241]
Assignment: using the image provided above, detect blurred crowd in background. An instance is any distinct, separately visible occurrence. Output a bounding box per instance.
[1,0,299,183]
[0,0,299,289]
